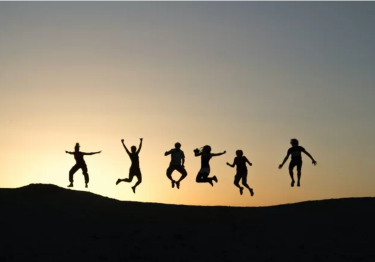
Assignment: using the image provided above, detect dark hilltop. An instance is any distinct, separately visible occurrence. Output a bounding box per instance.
[0,184,374,261]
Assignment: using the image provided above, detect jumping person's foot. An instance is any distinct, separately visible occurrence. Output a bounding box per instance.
[171,180,175,188]
[176,181,180,189]
[239,187,244,195]
[297,181,301,187]
[131,186,136,194]
[250,188,254,197]
[208,180,214,187]
[116,179,121,185]
[212,176,218,183]
[85,184,88,188]
[67,183,73,188]
[291,180,295,187]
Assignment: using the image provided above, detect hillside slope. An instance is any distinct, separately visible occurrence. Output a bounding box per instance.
[0,184,374,261]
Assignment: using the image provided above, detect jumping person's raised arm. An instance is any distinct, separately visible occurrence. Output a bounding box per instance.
[121,139,131,155]
[83,151,101,155]
[245,156,253,166]
[136,138,143,154]
[211,151,226,157]
[302,148,317,165]
[279,150,290,169]
[226,158,235,168]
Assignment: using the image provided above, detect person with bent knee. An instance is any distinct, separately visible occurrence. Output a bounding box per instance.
[165,142,187,189]
[116,138,143,194]
[194,145,226,187]
[66,143,101,188]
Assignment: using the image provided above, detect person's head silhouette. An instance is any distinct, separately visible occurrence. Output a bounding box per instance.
[131,146,137,153]
[175,142,181,150]
[75,143,80,152]
[290,138,299,147]
[203,145,211,153]
[236,150,243,157]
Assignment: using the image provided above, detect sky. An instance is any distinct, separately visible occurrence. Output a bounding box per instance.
[0,2,374,207]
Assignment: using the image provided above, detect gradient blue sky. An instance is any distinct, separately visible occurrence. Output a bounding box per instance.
[0,2,374,206]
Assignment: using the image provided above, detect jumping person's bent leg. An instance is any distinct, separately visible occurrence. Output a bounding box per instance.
[241,172,254,196]
[68,164,80,187]
[82,165,89,187]
[123,169,135,183]
[176,166,187,182]
[131,170,142,194]
[175,166,187,189]
[196,171,213,186]
[166,166,176,188]
[234,173,243,195]
[234,174,242,189]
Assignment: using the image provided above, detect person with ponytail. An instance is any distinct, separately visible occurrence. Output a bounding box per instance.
[65,143,101,188]
[194,145,226,186]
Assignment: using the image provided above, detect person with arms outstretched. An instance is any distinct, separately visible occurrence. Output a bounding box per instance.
[116,138,143,193]
[227,150,254,196]
[194,145,226,186]
[65,143,101,188]
[165,142,188,189]
[279,138,317,187]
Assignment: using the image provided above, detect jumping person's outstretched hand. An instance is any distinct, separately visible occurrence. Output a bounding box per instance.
[65,151,69,154]
[278,164,283,169]
[98,151,102,154]
[249,162,253,166]
[312,160,317,166]
[121,139,124,143]
[223,151,226,154]
[140,138,143,141]
[226,162,230,166]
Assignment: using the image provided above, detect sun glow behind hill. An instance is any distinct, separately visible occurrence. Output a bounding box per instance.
[1,2,375,206]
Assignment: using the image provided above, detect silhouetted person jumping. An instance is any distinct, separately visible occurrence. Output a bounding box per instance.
[116,138,143,193]
[65,143,101,188]
[165,142,187,189]
[227,150,254,196]
[279,138,317,187]
[194,145,226,186]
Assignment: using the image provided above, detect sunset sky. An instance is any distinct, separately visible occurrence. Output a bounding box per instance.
[1,2,374,207]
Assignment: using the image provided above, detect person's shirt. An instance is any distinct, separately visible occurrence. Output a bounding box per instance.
[201,152,212,168]
[169,149,185,166]
[129,152,140,168]
[288,146,305,161]
[234,156,249,171]
[74,152,86,165]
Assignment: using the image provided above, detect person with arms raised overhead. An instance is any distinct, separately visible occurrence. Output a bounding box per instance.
[65,143,101,188]
[116,138,143,194]
[194,145,226,187]
[279,138,317,187]
[165,142,188,189]
[227,150,254,196]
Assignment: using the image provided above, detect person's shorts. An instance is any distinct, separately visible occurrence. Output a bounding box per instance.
[289,160,302,171]
[129,166,142,179]
[234,170,248,183]
[199,167,210,174]
[167,165,187,175]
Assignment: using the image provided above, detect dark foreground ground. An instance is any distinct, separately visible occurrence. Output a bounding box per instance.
[0,184,374,262]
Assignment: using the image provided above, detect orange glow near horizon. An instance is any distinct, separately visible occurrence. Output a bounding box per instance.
[1,2,375,207]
